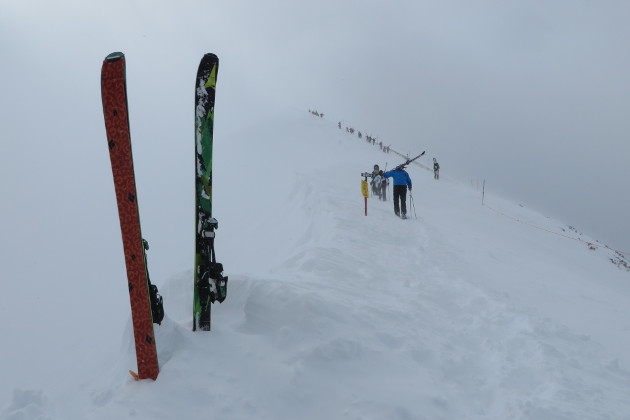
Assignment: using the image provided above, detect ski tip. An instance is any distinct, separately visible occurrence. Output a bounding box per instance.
[129,370,140,381]
[105,52,125,62]
[200,53,219,66]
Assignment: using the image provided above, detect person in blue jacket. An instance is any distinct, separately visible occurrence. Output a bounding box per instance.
[383,166,412,218]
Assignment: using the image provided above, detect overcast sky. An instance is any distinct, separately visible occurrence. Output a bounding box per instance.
[2,0,629,259]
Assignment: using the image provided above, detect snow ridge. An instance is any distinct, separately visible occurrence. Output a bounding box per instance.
[3,109,630,419]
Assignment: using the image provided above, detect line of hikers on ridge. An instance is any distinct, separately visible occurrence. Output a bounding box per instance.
[307,110,393,154]
[338,121,392,153]
[369,157,440,219]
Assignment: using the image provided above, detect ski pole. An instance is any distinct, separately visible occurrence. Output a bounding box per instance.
[409,190,418,219]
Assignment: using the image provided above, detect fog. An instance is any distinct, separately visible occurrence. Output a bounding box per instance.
[2,0,629,268]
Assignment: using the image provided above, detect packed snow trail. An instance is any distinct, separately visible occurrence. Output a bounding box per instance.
[3,109,630,420]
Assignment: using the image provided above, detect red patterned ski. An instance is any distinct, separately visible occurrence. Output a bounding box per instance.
[101,52,159,380]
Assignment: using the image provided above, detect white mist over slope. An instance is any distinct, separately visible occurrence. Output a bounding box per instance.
[3,108,630,419]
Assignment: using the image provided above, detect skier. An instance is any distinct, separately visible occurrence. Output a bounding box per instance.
[372,171,383,199]
[433,158,440,180]
[383,166,412,218]
[370,164,381,198]
[379,170,388,201]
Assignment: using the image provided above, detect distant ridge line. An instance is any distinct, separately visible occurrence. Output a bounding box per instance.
[308,109,630,259]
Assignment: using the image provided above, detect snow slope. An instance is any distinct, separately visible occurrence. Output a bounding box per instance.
[3,109,630,420]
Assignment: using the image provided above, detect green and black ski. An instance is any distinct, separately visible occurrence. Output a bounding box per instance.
[193,53,228,331]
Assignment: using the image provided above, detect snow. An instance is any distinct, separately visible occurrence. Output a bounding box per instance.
[3,109,630,420]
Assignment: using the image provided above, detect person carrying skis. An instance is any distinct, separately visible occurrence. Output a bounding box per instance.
[383,166,412,218]
[433,158,440,180]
